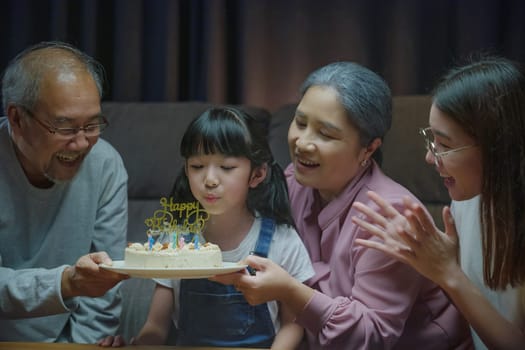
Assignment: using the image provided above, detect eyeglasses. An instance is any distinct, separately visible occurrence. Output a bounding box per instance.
[419,127,475,166]
[20,106,109,138]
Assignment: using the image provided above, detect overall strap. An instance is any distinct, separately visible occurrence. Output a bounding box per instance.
[251,217,275,258]
[178,217,277,347]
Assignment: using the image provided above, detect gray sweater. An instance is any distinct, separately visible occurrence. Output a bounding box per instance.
[0,117,128,342]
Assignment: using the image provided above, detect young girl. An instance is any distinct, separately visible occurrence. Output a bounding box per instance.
[99,107,314,348]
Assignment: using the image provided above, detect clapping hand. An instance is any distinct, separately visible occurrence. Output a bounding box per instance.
[352,190,461,286]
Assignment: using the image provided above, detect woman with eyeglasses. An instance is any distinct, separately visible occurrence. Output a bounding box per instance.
[352,56,525,349]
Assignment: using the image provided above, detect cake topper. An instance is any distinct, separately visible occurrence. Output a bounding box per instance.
[144,197,209,249]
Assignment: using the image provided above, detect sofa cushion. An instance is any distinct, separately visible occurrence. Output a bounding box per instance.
[269,104,295,169]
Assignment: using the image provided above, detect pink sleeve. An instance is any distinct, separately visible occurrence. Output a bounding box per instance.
[296,224,426,348]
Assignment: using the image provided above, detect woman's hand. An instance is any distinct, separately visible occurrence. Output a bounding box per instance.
[352,190,461,287]
[211,255,296,305]
[211,254,313,314]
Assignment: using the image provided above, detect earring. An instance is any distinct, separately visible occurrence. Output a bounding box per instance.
[360,159,369,167]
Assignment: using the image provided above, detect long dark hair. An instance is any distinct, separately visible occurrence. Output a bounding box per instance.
[171,107,295,227]
[433,56,525,290]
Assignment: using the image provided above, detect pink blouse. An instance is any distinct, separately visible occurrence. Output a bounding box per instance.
[286,161,472,349]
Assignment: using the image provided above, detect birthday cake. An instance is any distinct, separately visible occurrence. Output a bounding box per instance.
[125,197,222,268]
[124,241,222,268]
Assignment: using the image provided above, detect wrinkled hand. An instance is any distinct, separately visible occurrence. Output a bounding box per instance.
[210,255,295,305]
[352,191,461,286]
[97,335,127,347]
[62,251,129,299]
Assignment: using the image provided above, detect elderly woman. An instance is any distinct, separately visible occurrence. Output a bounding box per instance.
[213,62,471,349]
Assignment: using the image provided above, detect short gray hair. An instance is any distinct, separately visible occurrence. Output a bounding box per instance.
[300,61,392,147]
[2,41,105,113]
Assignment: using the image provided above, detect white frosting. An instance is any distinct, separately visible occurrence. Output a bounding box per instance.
[124,241,222,268]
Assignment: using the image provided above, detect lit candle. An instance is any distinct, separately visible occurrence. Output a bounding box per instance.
[194,234,199,250]
[148,233,154,251]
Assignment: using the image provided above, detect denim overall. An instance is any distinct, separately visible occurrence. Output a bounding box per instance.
[177,217,276,347]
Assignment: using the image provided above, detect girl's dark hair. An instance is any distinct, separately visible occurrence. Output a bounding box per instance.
[171,107,295,227]
[433,55,525,290]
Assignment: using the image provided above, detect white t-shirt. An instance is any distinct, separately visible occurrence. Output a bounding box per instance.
[452,196,525,349]
[156,215,315,332]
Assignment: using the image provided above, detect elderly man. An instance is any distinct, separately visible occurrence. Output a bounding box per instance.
[0,41,128,342]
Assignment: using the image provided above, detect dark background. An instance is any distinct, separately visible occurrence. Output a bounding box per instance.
[1,0,524,111]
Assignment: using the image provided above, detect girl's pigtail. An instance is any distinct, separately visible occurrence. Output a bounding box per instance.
[248,159,295,228]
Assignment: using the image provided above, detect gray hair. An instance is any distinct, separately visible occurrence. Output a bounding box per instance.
[2,41,105,113]
[300,61,392,147]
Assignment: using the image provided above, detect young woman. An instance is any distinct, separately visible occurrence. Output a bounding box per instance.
[213,62,471,349]
[99,107,314,349]
[352,56,525,349]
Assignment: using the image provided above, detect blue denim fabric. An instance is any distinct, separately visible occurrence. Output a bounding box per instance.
[178,217,276,347]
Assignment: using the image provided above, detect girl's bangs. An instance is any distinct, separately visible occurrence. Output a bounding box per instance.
[181,110,252,158]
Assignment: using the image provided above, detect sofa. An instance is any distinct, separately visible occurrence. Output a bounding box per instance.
[100,95,450,342]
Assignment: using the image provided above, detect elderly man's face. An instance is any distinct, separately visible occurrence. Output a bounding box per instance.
[9,70,102,188]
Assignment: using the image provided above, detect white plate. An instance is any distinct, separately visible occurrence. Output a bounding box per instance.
[100,261,247,279]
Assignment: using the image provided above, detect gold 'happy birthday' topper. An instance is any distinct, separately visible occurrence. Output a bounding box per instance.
[144,197,209,234]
